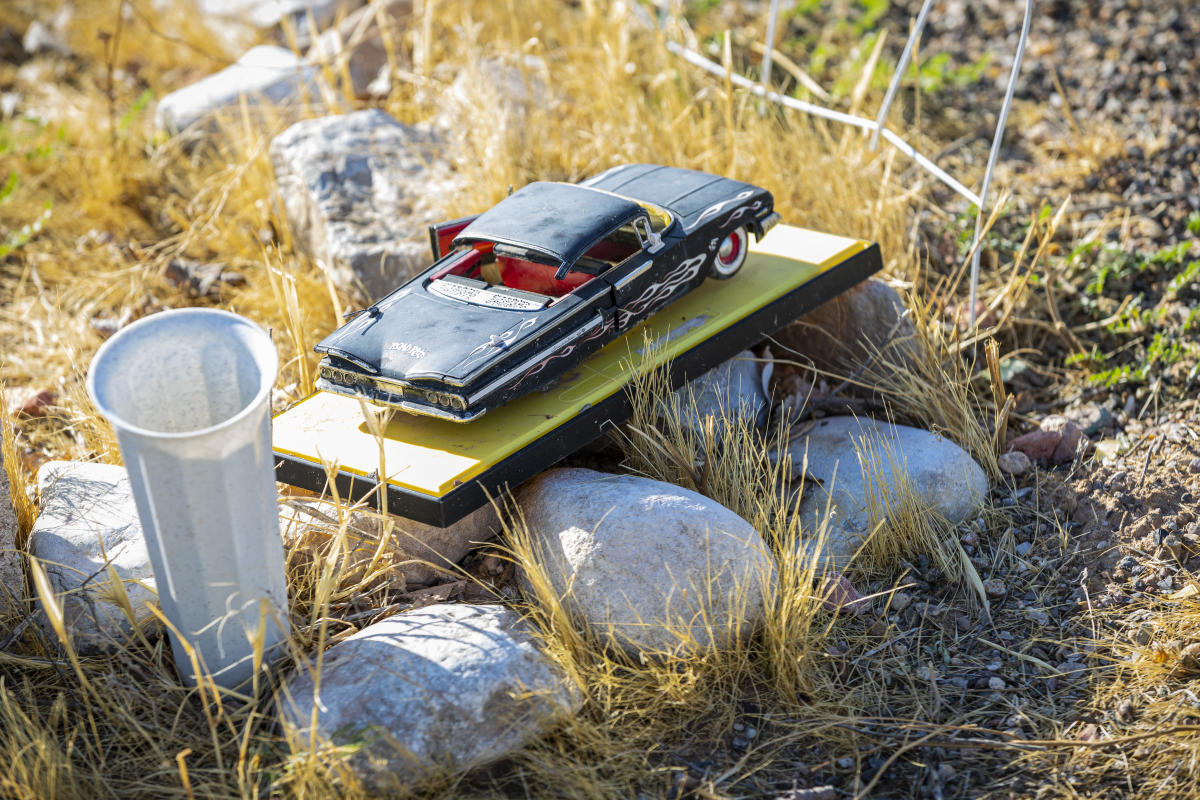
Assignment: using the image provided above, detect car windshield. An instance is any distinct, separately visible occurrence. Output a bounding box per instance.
[492,242,560,266]
[635,200,672,233]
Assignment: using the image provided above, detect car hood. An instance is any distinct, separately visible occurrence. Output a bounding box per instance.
[314,285,547,385]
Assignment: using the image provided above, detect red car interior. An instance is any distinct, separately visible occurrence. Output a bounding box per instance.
[497,256,592,296]
[584,237,639,264]
[432,232,640,299]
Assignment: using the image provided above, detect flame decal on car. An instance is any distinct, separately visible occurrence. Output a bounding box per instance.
[512,316,617,389]
[460,316,540,366]
[685,189,755,231]
[615,253,707,328]
[719,199,763,229]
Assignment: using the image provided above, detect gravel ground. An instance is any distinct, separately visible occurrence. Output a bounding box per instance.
[886,0,1200,243]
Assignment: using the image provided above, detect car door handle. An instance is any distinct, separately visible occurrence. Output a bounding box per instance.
[613,260,653,290]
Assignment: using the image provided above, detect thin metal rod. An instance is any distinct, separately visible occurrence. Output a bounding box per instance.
[760,0,781,92]
[667,41,982,207]
[869,0,934,151]
[968,0,1032,328]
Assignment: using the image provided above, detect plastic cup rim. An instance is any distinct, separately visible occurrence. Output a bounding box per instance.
[86,307,279,442]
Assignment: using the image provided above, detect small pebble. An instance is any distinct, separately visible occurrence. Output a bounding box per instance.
[984,577,1006,598]
[6,386,55,418]
[988,677,1007,691]
[1190,457,1200,474]
[1163,534,1184,562]
[1015,541,1033,557]
[998,450,1032,475]
[890,591,912,612]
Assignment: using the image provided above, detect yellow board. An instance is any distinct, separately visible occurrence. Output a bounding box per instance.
[273,225,870,500]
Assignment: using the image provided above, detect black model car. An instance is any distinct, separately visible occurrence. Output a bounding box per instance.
[313,163,778,422]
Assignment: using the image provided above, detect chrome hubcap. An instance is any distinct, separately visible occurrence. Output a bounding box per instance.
[718,235,736,262]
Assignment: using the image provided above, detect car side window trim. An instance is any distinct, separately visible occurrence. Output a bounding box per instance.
[633,216,665,253]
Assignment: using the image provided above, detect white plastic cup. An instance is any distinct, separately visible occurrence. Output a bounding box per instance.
[87,308,287,688]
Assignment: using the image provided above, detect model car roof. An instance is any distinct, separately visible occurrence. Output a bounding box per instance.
[453,182,644,267]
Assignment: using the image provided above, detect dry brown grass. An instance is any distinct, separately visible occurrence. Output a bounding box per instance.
[499,374,860,797]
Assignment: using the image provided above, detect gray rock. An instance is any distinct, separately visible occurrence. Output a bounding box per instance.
[773,277,914,370]
[1,441,22,615]
[22,21,70,57]
[1063,403,1112,436]
[306,0,412,98]
[280,499,499,587]
[197,0,363,50]
[784,417,989,569]
[673,350,767,436]
[270,109,450,297]
[281,603,578,789]
[516,468,776,654]
[28,461,159,652]
[156,45,321,135]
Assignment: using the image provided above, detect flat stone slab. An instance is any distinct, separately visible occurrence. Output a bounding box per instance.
[281,603,579,789]
[156,45,321,135]
[270,108,449,297]
[28,461,159,652]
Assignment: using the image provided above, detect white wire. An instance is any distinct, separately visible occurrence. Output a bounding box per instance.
[666,41,982,207]
[666,1,1033,330]
[869,0,934,151]
[760,0,781,94]
[968,0,1033,327]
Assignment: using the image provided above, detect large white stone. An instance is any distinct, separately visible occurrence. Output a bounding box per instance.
[1,441,22,616]
[270,109,450,297]
[28,461,159,652]
[516,468,776,654]
[783,417,989,568]
[280,499,499,587]
[281,603,579,789]
[156,45,321,135]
